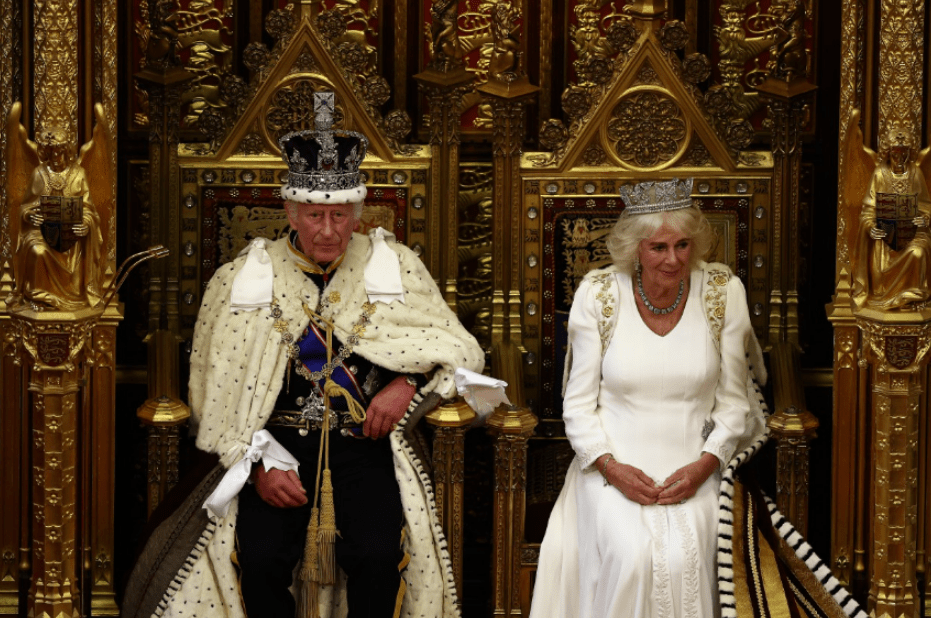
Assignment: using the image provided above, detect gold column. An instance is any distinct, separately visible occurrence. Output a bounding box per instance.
[476,14,538,347]
[414,1,472,306]
[85,316,119,616]
[757,79,816,346]
[135,330,190,516]
[922,364,930,617]
[0,319,25,615]
[831,0,872,596]
[0,6,25,612]
[767,341,819,536]
[487,405,537,617]
[425,400,476,598]
[135,50,194,515]
[12,306,101,618]
[826,305,868,589]
[859,316,929,618]
[767,406,818,536]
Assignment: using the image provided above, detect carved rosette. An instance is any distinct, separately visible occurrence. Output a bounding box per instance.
[606,90,688,169]
[219,75,249,113]
[384,109,412,142]
[538,119,569,152]
[658,20,689,51]
[681,53,712,84]
[606,20,638,54]
[680,140,713,167]
[242,42,271,74]
[576,57,614,87]
[265,8,297,44]
[315,9,348,41]
[237,133,269,156]
[581,143,608,166]
[336,42,368,74]
[561,86,593,124]
[363,75,391,106]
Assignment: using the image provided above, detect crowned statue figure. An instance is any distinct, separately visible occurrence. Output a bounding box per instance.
[6,102,112,311]
[852,130,931,310]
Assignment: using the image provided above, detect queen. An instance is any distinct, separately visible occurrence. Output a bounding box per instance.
[530,178,766,618]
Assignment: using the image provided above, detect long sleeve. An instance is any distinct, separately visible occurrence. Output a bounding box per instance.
[701,274,752,468]
[562,275,614,471]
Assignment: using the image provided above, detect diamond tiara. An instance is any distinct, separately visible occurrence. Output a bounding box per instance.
[618,178,694,214]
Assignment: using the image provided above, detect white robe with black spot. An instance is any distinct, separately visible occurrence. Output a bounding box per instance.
[158,232,485,618]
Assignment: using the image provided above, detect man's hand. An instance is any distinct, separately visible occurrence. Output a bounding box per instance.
[913,214,930,228]
[253,465,307,508]
[27,207,44,227]
[597,454,662,505]
[72,222,89,237]
[656,453,718,505]
[869,226,887,240]
[363,375,417,439]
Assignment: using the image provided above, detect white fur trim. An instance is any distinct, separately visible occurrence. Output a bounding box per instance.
[282,183,367,205]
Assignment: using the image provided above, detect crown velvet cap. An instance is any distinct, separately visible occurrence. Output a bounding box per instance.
[619,177,694,215]
[278,92,369,205]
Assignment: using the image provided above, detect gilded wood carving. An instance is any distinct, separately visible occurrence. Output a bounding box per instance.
[5,103,113,312]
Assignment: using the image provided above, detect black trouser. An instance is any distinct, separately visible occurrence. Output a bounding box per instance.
[236,427,404,618]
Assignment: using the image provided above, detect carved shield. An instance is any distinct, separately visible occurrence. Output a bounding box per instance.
[885,336,917,370]
[40,195,84,252]
[37,333,71,367]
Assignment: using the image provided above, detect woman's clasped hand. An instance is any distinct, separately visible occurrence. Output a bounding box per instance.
[598,452,719,505]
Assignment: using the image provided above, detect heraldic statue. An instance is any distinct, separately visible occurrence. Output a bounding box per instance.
[844,111,931,310]
[6,102,113,311]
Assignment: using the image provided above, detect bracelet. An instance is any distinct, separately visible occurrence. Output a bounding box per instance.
[600,454,615,487]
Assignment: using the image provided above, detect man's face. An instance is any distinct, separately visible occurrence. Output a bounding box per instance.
[890,145,910,174]
[286,202,357,264]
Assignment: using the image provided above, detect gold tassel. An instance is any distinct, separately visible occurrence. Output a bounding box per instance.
[297,506,321,618]
[317,469,340,584]
[323,380,367,424]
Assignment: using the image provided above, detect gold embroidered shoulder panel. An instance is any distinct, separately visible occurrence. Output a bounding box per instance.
[591,271,619,356]
[703,266,730,351]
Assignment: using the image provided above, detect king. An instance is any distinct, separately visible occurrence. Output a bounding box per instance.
[125,92,484,618]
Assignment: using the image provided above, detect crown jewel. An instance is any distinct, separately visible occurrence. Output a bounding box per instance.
[618,178,694,214]
[278,92,368,205]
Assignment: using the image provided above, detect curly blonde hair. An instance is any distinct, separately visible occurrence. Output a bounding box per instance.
[606,205,715,274]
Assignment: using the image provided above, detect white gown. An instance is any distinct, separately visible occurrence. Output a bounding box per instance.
[530,266,752,618]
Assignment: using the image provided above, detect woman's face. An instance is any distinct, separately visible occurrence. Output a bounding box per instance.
[638,225,692,286]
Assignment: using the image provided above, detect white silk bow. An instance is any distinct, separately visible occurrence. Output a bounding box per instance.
[202,429,299,519]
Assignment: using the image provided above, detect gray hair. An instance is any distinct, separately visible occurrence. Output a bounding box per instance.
[284,200,364,220]
[605,205,715,274]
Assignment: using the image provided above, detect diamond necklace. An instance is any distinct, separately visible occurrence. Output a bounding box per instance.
[636,267,685,315]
